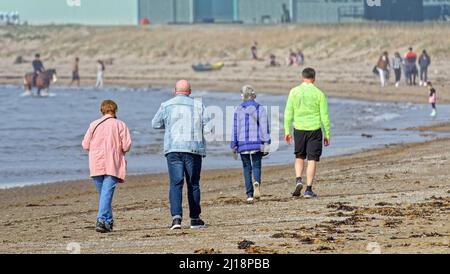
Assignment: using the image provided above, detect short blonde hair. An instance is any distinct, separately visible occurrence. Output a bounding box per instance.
[101,100,118,115]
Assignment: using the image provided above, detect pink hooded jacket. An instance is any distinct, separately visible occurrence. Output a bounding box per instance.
[429,93,437,104]
[82,114,132,183]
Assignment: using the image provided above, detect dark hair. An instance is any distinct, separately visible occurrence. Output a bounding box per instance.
[409,47,413,51]
[75,57,79,61]
[98,60,105,71]
[427,81,432,86]
[302,68,316,80]
[35,53,40,58]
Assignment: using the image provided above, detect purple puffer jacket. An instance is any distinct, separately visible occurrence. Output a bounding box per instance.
[230,100,271,153]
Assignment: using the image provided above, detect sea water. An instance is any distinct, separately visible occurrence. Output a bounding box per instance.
[0,85,449,188]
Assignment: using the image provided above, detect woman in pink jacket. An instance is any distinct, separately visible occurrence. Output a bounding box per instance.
[82,100,132,233]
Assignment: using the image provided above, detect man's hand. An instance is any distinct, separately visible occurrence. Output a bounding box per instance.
[324,138,330,147]
[285,135,292,145]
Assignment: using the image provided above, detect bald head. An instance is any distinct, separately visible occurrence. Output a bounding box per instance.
[175,80,191,95]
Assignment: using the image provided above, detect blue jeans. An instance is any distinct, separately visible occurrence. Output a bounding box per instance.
[240,152,263,198]
[92,175,118,225]
[166,152,202,220]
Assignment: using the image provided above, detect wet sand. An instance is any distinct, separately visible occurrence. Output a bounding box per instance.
[1,60,448,105]
[413,123,450,133]
[0,134,449,254]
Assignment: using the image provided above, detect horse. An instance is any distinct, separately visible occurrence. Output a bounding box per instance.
[23,69,58,96]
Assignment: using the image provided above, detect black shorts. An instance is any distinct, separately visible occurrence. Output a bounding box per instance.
[72,71,80,81]
[294,129,323,161]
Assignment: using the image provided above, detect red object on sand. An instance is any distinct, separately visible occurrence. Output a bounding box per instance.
[140,18,150,25]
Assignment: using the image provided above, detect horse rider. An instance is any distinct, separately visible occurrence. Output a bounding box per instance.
[32,53,45,87]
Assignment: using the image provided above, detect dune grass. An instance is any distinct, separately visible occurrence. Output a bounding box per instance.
[1,23,450,62]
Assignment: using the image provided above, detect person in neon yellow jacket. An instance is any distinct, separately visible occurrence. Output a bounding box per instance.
[284,68,330,198]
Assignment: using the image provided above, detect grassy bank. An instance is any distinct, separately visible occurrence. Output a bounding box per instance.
[1,23,450,61]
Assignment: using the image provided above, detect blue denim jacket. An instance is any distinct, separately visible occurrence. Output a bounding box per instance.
[152,95,208,157]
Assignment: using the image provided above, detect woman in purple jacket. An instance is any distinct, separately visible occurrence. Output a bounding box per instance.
[231,85,271,203]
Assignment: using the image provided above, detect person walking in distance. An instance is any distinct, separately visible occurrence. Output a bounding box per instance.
[376,51,390,87]
[392,52,403,88]
[251,41,259,61]
[69,57,80,89]
[405,47,418,86]
[419,50,431,86]
[427,82,437,117]
[95,60,105,89]
[284,68,331,198]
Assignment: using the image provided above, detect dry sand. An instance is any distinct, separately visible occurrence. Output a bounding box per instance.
[0,134,449,254]
[0,24,449,254]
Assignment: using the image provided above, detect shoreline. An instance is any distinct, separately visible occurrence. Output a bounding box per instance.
[2,136,449,190]
[2,83,450,189]
[1,75,447,105]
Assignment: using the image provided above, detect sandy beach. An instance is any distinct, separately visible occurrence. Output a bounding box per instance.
[0,126,449,254]
[0,24,449,254]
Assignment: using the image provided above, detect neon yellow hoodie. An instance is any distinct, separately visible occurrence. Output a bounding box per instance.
[284,83,330,139]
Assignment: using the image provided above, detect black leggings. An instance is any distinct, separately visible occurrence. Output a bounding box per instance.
[420,67,428,82]
[394,69,401,82]
[431,103,436,109]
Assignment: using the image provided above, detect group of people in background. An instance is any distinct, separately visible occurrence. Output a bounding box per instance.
[251,42,305,68]
[375,47,431,88]
[30,54,106,91]
[82,67,331,232]
[375,48,436,116]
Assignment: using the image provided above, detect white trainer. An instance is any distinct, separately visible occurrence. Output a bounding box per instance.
[253,182,261,199]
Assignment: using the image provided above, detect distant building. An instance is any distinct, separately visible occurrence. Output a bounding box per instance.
[364,0,424,21]
[424,0,450,20]
[0,0,138,25]
[141,0,366,24]
[0,0,447,25]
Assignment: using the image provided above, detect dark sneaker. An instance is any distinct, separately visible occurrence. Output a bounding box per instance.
[304,189,317,198]
[95,220,107,233]
[292,182,303,197]
[190,219,207,229]
[170,218,182,230]
[95,220,113,233]
[104,222,113,233]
